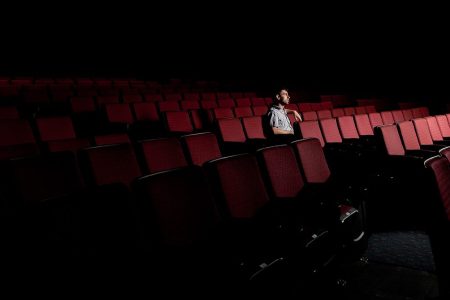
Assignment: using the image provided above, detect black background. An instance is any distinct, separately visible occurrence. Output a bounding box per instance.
[0,4,447,100]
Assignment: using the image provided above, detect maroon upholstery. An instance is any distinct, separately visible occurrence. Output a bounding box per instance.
[207,154,270,218]
[337,116,359,139]
[180,100,200,111]
[424,156,450,220]
[259,145,305,198]
[141,138,188,173]
[344,107,356,116]
[159,100,180,112]
[0,106,19,120]
[0,120,38,159]
[252,106,268,116]
[106,104,134,123]
[302,111,318,121]
[164,93,182,102]
[398,121,421,150]
[81,143,141,187]
[251,97,266,106]
[320,118,343,143]
[134,167,218,246]
[234,107,253,118]
[436,115,450,138]
[402,109,413,121]
[353,114,373,136]
[182,132,221,166]
[200,100,218,110]
[298,103,312,112]
[165,111,194,133]
[413,118,435,146]
[242,116,266,139]
[299,121,325,147]
[70,96,96,113]
[392,110,405,123]
[378,125,405,156]
[37,116,76,141]
[143,94,163,102]
[133,102,159,122]
[217,118,246,143]
[368,113,384,129]
[381,111,395,125]
[213,108,234,120]
[235,98,251,107]
[8,152,84,204]
[332,108,345,118]
[426,116,445,142]
[293,138,331,183]
[317,110,332,120]
[217,98,235,108]
[320,101,333,110]
[355,107,367,115]
[183,93,200,102]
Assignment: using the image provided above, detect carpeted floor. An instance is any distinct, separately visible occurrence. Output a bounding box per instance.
[338,230,440,299]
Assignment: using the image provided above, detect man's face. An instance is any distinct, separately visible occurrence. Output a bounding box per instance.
[279,90,290,104]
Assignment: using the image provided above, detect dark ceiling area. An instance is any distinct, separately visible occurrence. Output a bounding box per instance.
[1,6,446,99]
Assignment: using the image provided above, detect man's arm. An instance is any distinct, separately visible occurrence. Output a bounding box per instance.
[285,109,302,122]
[272,127,294,135]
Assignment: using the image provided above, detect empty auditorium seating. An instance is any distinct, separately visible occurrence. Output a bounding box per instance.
[140,138,188,173]
[79,143,141,187]
[95,133,130,146]
[165,111,194,133]
[298,121,325,147]
[181,132,221,166]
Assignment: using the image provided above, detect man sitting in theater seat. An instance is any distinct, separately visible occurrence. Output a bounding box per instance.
[266,88,302,143]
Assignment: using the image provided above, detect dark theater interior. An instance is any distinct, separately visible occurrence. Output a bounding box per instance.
[1,6,449,299]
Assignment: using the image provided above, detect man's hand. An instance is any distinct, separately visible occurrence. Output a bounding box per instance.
[293,111,302,122]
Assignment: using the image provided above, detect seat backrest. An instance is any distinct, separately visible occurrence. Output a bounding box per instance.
[435,115,450,138]
[320,118,343,143]
[381,111,395,125]
[392,110,405,123]
[424,156,450,220]
[106,103,134,123]
[302,111,318,121]
[368,112,383,129]
[140,137,188,173]
[0,119,36,146]
[37,116,76,141]
[402,109,413,121]
[206,154,270,219]
[234,107,253,118]
[377,125,406,156]
[337,116,359,139]
[413,118,435,146]
[344,107,356,116]
[217,118,246,143]
[258,145,305,198]
[133,167,219,246]
[317,110,332,119]
[332,108,345,118]
[79,143,141,187]
[397,121,421,151]
[298,120,325,147]
[242,116,266,140]
[425,116,444,142]
[354,114,374,136]
[165,111,194,133]
[355,106,367,115]
[6,151,84,204]
[181,132,221,166]
[292,138,331,183]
